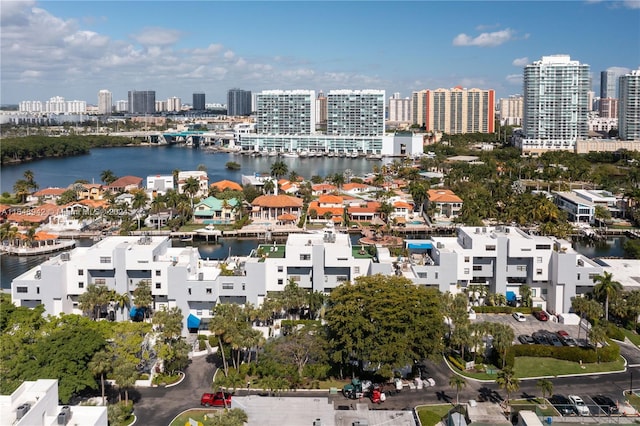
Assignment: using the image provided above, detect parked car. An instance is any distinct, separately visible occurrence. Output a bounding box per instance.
[533,310,549,321]
[592,394,619,415]
[569,395,590,416]
[562,337,578,347]
[518,334,535,344]
[512,312,526,322]
[200,392,232,407]
[556,330,570,339]
[550,394,574,416]
[532,331,548,345]
[547,333,564,347]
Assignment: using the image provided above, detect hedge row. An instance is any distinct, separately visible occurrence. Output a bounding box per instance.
[473,306,533,314]
[505,340,619,366]
[448,355,466,371]
[605,323,626,341]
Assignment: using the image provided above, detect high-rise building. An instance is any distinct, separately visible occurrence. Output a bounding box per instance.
[601,69,626,99]
[618,69,640,141]
[128,90,156,114]
[517,55,590,155]
[256,90,316,135]
[599,98,618,119]
[97,90,112,115]
[327,90,385,136]
[417,87,495,134]
[227,89,252,116]
[411,90,428,127]
[167,96,181,112]
[315,91,328,130]
[116,100,128,113]
[192,93,205,111]
[499,95,523,126]
[388,93,412,123]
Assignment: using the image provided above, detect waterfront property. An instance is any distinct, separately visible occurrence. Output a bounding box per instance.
[193,196,239,224]
[11,223,638,335]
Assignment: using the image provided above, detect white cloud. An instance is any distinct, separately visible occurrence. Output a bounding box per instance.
[623,0,640,8]
[223,50,235,59]
[453,28,515,47]
[131,27,182,46]
[506,74,522,85]
[512,57,529,67]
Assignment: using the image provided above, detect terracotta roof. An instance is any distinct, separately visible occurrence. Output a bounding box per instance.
[393,201,413,209]
[252,194,303,208]
[318,195,343,204]
[7,212,49,223]
[312,184,337,191]
[78,199,109,209]
[0,204,9,213]
[308,202,344,216]
[342,183,369,191]
[210,180,242,191]
[347,201,381,214]
[107,176,143,188]
[33,187,66,197]
[17,231,59,241]
[277,213,297,221]
[428,189,463,203]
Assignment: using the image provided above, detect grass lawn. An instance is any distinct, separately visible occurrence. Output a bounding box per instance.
[416,404,452,426]
[511,399,558,417]
[620,328,640,347]
[170,409,227,426]
[514,356,625,377]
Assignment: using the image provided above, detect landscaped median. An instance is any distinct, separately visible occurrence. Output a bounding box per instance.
[415,404,454,426]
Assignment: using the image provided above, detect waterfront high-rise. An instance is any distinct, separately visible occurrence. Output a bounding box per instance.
[128,90,156,114]
[618,69,640,141]
[227,88,252,116]
[416,87,495,134]
[499,95,523,126]
[97,90,112,115]
[388,93,412,123]
[192,93,205,111]
[255,90,316,135]
[315,91,328,130]
[411,90,428,128]
[517,55,590,155]
[327,90,385,136]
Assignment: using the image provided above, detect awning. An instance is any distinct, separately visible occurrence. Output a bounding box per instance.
[187,314,201,329]
[506,291,517,302]
[129,307,144,320]
[406,242,433,250]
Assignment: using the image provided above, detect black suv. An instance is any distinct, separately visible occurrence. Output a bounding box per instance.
[549,394,574,416]
[592,395,619,415]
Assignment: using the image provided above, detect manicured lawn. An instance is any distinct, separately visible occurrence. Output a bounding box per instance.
[514,356,625,377]
[416,404,452,426]
[620,328,640,347]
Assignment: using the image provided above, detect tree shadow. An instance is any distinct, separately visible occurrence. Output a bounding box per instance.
[436,390,452,403]
[478,386,503,403]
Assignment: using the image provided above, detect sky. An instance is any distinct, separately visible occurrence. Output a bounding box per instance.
[1,0,639,106]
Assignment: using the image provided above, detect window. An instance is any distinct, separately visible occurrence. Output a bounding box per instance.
[517,266,526,271]
[473,265,482,271]
[99,256,111,263]
[300,254,311,261]
[485,245,496,251]
[155,270,161,276]
[531,289,537,297]
[206,288,212,294]
[78,282,84,289]
[222,283,234,290]
[354,266,360,274]
[464,268,470,274]
[242,284,246,291]
[337,276,348,282]
[536,269,543,275]
[464,256,470,263]
[78,269,84,276]
[536,244,551,250]
[290,276,301,282]
[277,266,284,272]
[537,257,543,263]
[94,279,106,285]
[16,287,27,293]
[435,272,439,279]
[156,283,162,289]
[521,248,531,252]
[577,273,581,280]
[338,257,348,261]
[197,310,202,316]
[188,288,191,295]
[277,279,284,285]
[418,272,427,278]
[36,287,39,294]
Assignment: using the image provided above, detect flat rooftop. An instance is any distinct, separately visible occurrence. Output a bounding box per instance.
[596,258,640,288]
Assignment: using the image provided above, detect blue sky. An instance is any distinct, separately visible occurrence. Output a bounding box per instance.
[1,1,639,105]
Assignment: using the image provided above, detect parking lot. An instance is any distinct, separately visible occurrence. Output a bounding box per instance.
[472,312,585,345]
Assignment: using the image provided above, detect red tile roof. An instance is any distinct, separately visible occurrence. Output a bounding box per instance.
[107,176,143,189]
[210,180,243,191]
[318,195,343,204]
[33,187,66,197]
[252,194,303,208]
[428,189,463,203]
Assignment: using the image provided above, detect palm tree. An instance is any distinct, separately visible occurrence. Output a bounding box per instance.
[589,325,608,362]
[449,375,467,406]
[182,176,200,208]
[593,271,622,321]
[23,170,38,191]
[100,169,117,185]
[89,350,112,405]
[270,160,288,179]
[263,179,276,195]
[536,378,553,404]
[496,367,520,408]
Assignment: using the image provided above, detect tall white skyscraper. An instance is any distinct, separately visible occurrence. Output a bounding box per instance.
[97,89,112,115]
[167,96,182,112]
[517,55,590,155]
[255,90,316,135]
[327,90,385,136]
[618,69,640,141]
[388,93,412,123]
[499,96,523,126]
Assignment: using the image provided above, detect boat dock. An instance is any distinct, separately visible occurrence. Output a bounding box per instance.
[0,240,76,256]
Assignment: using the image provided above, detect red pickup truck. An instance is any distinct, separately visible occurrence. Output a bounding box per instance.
[200,392,232,407]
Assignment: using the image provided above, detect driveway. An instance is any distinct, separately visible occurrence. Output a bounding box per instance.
[472,312,584,342]
[133,353,218,425]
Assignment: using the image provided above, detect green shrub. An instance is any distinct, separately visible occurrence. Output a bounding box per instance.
[198,339,206,351]
[473,306,533,314]
[510,340,619,363]
[197,334,207,341]
[448,355,466,371]
[107,401,133,426]
[605,323,625,341]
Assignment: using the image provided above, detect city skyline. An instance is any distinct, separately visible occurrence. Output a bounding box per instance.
[1,1,639,105]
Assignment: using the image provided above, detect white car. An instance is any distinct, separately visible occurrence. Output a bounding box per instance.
[512,312,526,322]
[569,395,590,416]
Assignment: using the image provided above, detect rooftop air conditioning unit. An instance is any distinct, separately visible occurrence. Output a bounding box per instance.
[58,406,71,425]
[198,272,204,281]
[60,253,70,261]
[16,403,31,420]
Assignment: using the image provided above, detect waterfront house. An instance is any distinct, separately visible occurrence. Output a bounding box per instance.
[28,187,66,203]
[241,173,276,192]
[251,194,303,222]
[427,189,463,219]
[106,175,143,193]
[346,201,382,222]
[307,195,345,224]
[193,196,239,224]
[76,183,105,201]
[177,171,209,198]
[210,179,242,192]
[342,182,374,195]
[146,174,174,198]
[311,183,337,196]
[390,200,414,222]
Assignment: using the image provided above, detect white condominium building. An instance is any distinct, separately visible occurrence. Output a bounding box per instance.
[388,93,412,123]
[517,55,590,156]
[97,89,112,115]
[255,90,316,135]
[326,90,385,136]
[618,69,640,141]
[499,95,523,126]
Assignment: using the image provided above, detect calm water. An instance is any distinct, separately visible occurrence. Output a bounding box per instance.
[1,145,378,193]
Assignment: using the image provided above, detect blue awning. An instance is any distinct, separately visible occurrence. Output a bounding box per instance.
[506,291,517,302]
[129,307,140,318]
[187,314,201,329]
[407,242,433,250]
